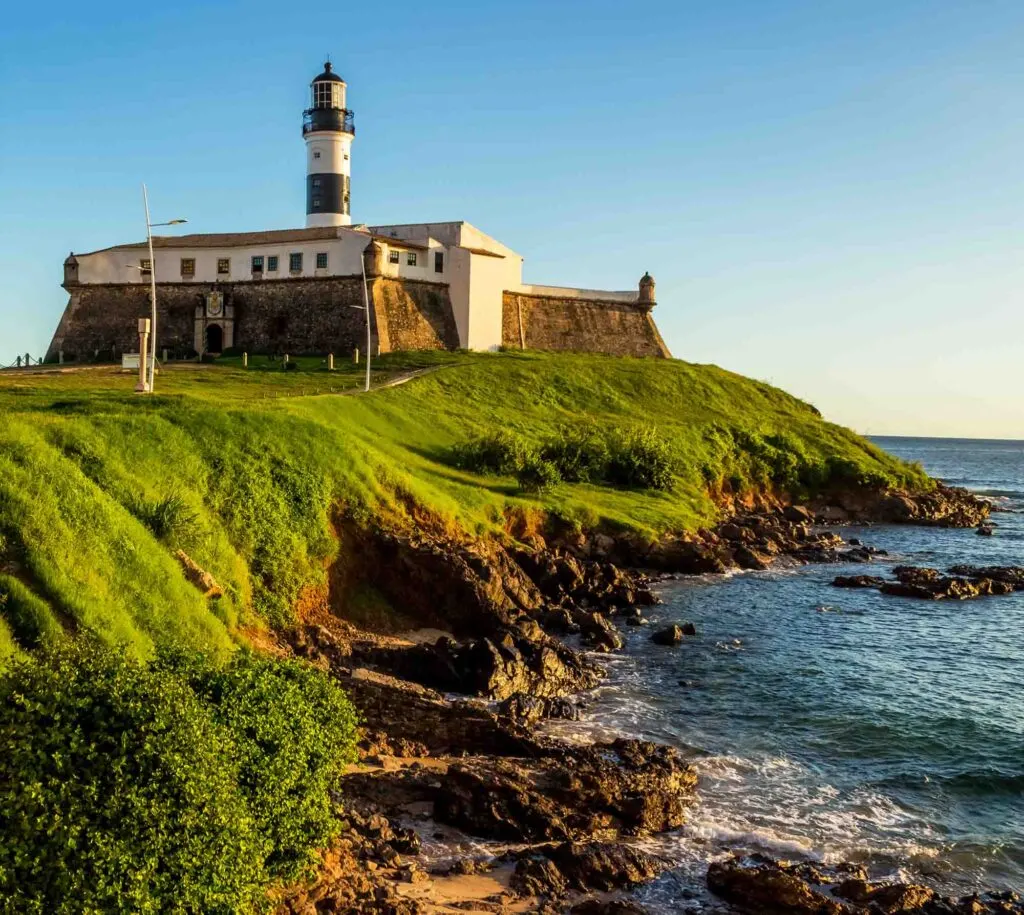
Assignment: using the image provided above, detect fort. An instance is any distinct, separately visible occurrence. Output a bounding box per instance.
[47,63,669,362]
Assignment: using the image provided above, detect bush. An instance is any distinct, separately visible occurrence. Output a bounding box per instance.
[451,425,676,492]
[0,643,362,912]
[452,431,535,476]
[516,455,561,494]
[540,425,609,483]
[606,427,675,491]
[168,650,360,881]
[0,642,269,914]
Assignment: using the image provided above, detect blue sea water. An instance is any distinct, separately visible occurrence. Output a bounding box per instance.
[556,437,1024,901]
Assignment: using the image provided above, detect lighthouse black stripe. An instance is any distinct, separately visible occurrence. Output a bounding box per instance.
[306,174,350,216]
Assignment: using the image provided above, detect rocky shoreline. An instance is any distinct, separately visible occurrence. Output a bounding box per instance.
[273,483,1019,914]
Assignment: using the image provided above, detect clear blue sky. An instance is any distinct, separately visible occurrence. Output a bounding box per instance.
[2,0,1022,437]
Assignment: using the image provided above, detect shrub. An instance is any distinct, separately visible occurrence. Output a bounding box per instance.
[452,431,535,476]
[540,425,609,483]
[516,455,561,494]
[168,650,360,881]
[133,491,198,544]
[0,642,269,914]
[606,427,675,491]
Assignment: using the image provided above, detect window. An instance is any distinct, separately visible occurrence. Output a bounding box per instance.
[267,255,278,272]
[313,151,321,160]
[217,258,230,276]
[312,178,321,188]
[180,258,195,277]
[251,255,264,273]
[407,252,417,267]
[312,199,321,209]
[434,252,444,273]
[315,252,328,269]
[140,258,151,274]
[289,252,303,272]
[388,249,400,264]
[313,81,341,108]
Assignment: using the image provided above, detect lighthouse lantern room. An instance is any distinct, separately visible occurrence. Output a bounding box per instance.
[303,62,355,227]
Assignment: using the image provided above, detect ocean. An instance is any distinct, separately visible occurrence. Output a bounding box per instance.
[552,436,1024,906]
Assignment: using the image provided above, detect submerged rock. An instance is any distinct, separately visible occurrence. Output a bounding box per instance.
[650,624,690,646]
[832,575,887,589]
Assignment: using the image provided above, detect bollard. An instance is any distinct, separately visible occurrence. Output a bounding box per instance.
[353,348,359,365]
[328,353,334,371]
[242,352,248,368]
[283,354,289,365]
[58,350,64,365]
[376,344,381,358]
[162,348,168,363]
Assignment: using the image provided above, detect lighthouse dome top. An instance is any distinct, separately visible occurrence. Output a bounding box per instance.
[312,61,345,84]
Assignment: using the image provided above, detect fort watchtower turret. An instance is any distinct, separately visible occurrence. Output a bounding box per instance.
[303,61,355,227]
[638,271,656,308]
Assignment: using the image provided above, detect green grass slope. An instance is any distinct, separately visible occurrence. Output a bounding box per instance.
[0,351,927,664]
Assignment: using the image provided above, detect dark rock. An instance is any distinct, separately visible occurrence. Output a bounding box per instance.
[878,566,1014,601]
[511,841,661,899]
[548,841,661,891]
[784,505,816,524]
[948,565,1024,590]
[734,545,772,570]
[498,693,580,724]
[357,629,602,700]
[651,625,686,646]
[435,857,495,877]
[510,855,568,897]
[427,738,697,842]
[705,854,1023,915]
[578,612,624,653]
[540,607,579,634]
[817,483,990,529]
[570,901,650,915]
[832,575,886,589]
[977,523,995,536]
[707,856,845,914]
[342,667,541,758]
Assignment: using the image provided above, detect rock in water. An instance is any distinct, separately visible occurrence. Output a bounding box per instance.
[706,854,1023,915]
[651,625,687,645]
[832,575,887,589]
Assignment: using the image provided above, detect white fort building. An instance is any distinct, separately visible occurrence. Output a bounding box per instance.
[49,63,668,361]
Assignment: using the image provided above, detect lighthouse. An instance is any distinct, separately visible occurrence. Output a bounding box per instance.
[303,62,354,227]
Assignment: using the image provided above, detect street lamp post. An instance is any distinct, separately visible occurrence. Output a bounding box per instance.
[141,183,187,392]
[359,253,372,393]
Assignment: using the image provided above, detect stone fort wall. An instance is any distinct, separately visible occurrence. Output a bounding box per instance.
[501,292,670,358]
[46,277,458,360]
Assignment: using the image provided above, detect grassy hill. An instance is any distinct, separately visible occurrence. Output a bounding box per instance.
[0,351,928,666]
